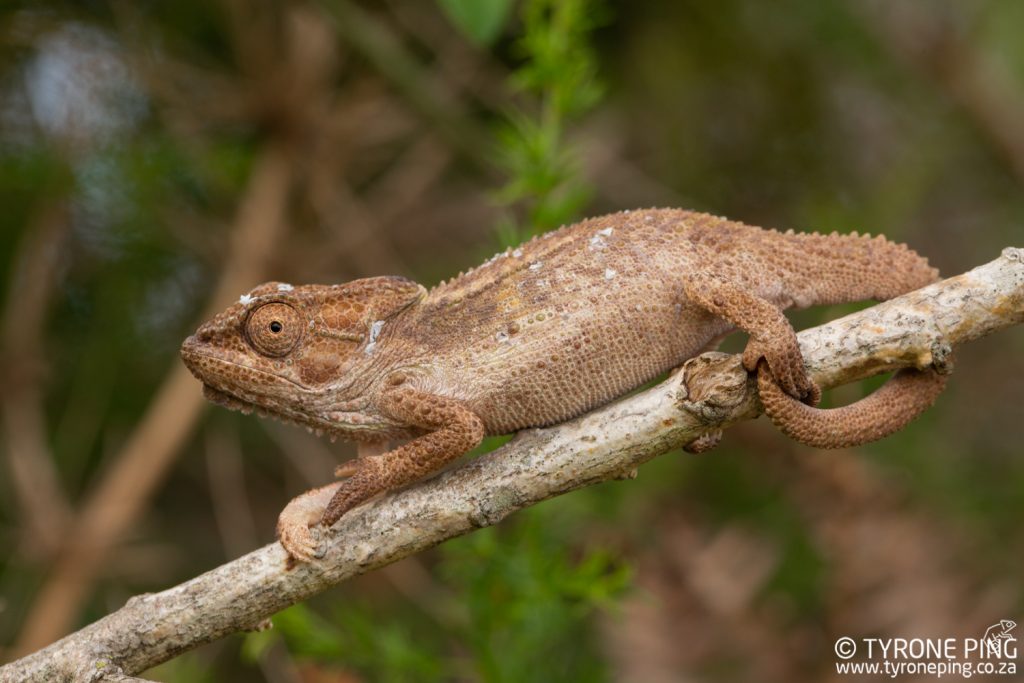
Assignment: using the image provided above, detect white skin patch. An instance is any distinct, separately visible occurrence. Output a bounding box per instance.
[604,268,617,280]
[239,294,254,305]
[512,248,523,257]
[364,320,385,354]
[598,227,613,236]
[529,261,543,271]
[495,330,510,343]
[277,283,294,292]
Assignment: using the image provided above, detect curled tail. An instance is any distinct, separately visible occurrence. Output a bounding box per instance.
[758,362,946,448]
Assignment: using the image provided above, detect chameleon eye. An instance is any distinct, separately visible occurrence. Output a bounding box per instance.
[246,302,303,357]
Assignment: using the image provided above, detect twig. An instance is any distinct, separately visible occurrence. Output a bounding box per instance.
[319,0,496,171]
[3,248,1021,682]
[1,201,73,557]
[12,142,295,657]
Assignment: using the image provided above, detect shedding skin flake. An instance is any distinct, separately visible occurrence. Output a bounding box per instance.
[364,320,385,355]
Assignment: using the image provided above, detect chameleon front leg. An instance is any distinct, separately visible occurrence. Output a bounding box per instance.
[277,387,484,561]
[681,273,944,448]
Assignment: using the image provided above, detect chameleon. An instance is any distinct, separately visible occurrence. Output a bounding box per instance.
[180,208,947,561]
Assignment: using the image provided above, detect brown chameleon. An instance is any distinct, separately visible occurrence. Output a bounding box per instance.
[181,209,946,561]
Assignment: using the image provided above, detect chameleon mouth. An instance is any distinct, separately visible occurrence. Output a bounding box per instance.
[183,340,398,440]
[201,384,259,414]
[201,383,348,438]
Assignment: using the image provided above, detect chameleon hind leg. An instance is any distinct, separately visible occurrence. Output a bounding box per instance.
[681,273,945,448]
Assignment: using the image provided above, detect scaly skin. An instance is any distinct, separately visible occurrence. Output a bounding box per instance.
[181,208,943,561]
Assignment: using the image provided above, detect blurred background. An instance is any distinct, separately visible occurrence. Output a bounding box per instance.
[1,1,1022,681]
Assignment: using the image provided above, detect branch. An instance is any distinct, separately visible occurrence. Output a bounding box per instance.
[4,249,1021,681]
[1,200,73,557]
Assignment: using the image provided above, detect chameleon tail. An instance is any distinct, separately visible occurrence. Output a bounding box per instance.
[776,230,941,306]
[756,361,947,448]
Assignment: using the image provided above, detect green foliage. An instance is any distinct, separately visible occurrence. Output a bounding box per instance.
[495,0,606,238]
[258,602,447,682]
[439,508,631,683]
[512,0,605,118]
[145,652,220,683]
[438,0,516,47]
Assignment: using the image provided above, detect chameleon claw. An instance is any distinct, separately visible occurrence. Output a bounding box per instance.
[278,521,324,564]
[276,481,341,563]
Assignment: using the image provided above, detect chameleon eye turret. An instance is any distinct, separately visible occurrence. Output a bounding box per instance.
[246,302,303,357]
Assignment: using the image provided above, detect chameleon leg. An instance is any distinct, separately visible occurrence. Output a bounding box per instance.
[335,440,391,477]
[319,388,484,528]
[682,274,820,403]
[277,389,483,561]
[682,273,947,448]
[757,361,946,448]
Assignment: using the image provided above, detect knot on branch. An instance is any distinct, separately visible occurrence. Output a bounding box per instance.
[677,352,754,421]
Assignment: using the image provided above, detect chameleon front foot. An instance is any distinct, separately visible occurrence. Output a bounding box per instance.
[276,482,341,563]
[278,521,324,564]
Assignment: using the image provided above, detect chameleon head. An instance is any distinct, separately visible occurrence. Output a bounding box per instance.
[180,276,426,439]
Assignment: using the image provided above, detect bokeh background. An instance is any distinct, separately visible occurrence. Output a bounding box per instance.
[1,1,1023,681]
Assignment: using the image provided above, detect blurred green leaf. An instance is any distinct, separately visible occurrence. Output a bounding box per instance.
[239,627,275,665]
[438,0,515,46]
[439,507,629,683]
[274,602,448,682]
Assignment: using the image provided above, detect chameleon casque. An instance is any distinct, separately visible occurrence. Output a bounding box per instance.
[181,209,946,560]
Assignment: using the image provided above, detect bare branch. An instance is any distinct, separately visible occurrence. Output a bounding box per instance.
[3,248,1021,682]
[1,201,73,557]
